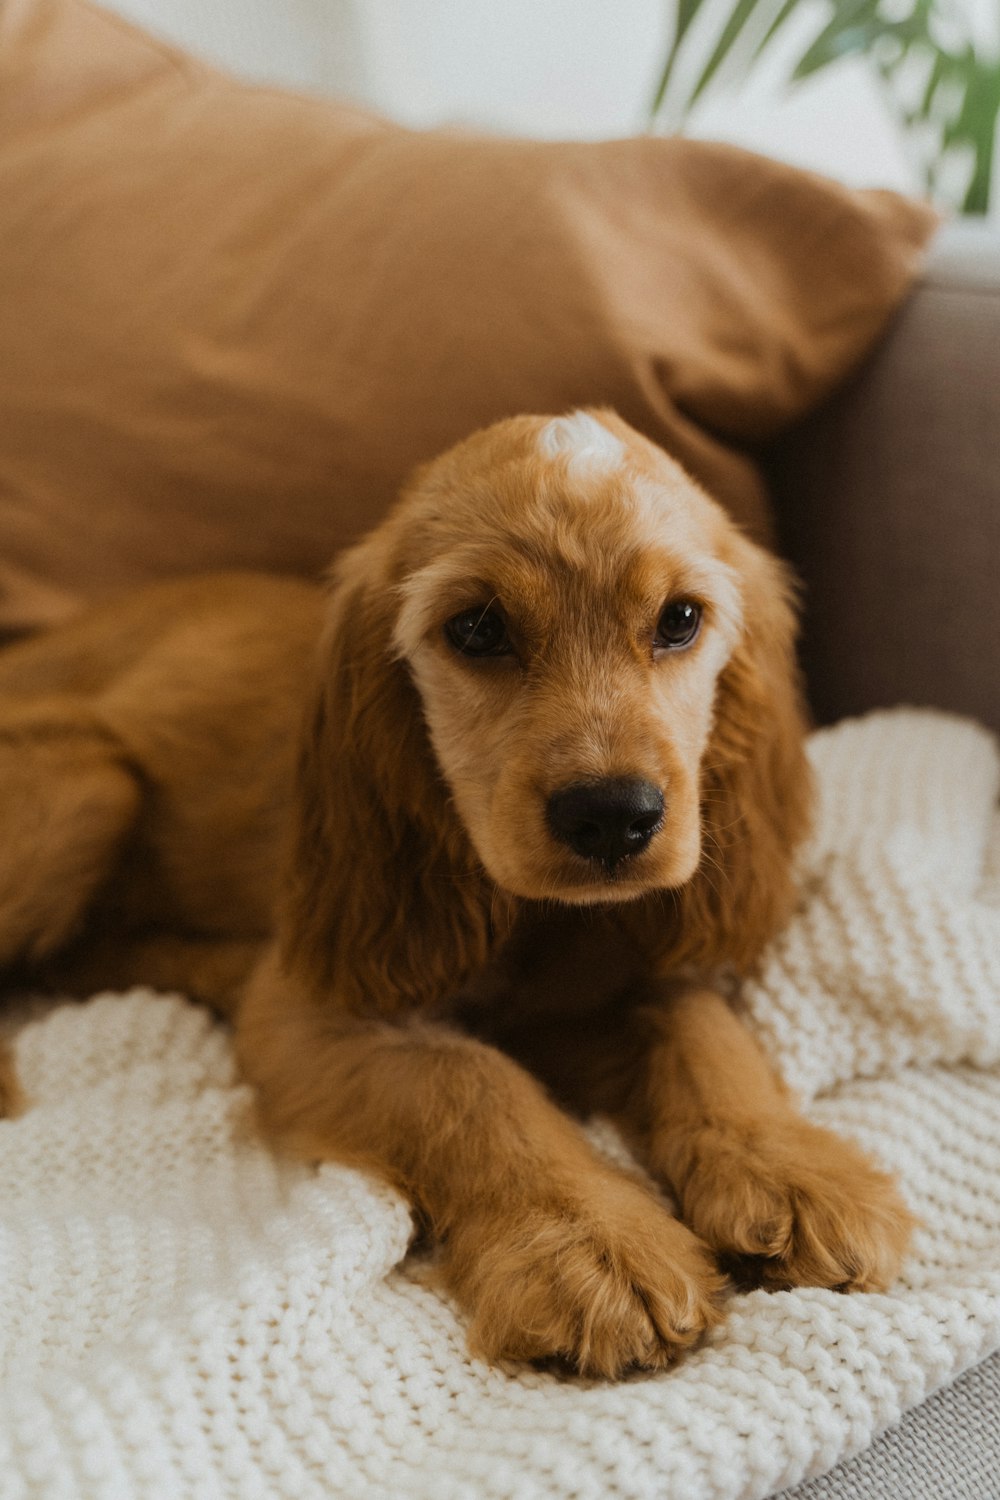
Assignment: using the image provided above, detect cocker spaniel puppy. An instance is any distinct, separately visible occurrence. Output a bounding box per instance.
[0,410,913,1376]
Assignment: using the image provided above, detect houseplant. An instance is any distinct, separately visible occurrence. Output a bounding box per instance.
[651,0,1000,213]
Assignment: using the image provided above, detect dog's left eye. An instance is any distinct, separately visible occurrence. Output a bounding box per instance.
[655,599,702,651]
[444,607,512,658]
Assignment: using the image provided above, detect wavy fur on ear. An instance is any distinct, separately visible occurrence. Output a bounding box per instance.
[660,544,813,974]
[280,548,512,1017]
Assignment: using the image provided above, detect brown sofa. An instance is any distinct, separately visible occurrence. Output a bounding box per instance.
[770,214,1000,1500]
[770,218,1000,737]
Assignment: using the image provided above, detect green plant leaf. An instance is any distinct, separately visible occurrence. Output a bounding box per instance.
[789,0,886,81]
[919,48,948,116]
[687,0,775,110]
[943,58,1000,212]
[650,0,712,118]
[651,0,1000,211]
[749,0,804,63]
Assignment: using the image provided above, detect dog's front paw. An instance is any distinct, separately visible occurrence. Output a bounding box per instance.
[668,1118,914,1293]
[444,1174,723,1378]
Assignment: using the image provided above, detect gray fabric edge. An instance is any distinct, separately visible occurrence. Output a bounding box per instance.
[774,1348,1000,1499]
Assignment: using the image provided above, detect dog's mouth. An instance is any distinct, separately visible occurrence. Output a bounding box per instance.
[543,850,665,905]
[504,829,673,906]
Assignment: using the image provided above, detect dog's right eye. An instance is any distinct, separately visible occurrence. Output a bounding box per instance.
[444,607,512,658]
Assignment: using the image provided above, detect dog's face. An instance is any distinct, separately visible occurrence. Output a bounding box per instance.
[389,410,749,905]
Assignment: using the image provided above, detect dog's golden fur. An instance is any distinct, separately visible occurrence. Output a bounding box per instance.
[0,411,913,1376]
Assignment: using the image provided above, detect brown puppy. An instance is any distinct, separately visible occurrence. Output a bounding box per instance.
[0,410,913,1376]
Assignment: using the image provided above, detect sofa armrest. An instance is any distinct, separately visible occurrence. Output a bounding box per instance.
[768,219,1000,734]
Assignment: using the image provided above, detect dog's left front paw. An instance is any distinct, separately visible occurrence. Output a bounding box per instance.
[665,1117,915,1293]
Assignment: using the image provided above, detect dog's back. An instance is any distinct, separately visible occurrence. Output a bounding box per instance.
[0,573,325,1004]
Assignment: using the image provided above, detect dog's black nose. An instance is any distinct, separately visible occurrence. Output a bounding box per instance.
[546,778,664,867]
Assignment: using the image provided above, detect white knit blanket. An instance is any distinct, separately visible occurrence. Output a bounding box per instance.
[2,709,999,1500]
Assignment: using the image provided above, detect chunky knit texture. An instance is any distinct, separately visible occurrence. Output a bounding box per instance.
[1,708,998,1500]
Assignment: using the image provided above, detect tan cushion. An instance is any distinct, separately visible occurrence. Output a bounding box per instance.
[0,0,937,632]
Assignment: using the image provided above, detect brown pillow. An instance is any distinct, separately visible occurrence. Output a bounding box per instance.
[0,0,937,633]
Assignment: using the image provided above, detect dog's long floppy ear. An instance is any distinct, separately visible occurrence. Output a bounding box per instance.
[277,545,504,1018]
[670,545,813,974]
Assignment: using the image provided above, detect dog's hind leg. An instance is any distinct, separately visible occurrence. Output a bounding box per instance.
[0,698,141,972]
[46,935,263,1019]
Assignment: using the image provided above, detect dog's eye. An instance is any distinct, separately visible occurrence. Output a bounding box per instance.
[444,607,512,658]
[655,599,702,651]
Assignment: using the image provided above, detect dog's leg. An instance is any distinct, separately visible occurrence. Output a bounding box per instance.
[45,935,262,1017]
[0,1042,27,1117]
[626,986,915,1292]
[235,950,722,1377]
[0,699,141,970]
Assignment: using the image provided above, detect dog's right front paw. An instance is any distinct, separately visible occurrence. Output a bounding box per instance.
[444,1176,723,1378]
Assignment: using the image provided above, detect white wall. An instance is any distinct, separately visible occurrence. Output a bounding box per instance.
[104,0,999,203]
[104,0,371,100]
[352,0,913,190]
[356,0,669,139]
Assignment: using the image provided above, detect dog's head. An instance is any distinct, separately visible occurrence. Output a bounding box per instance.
[391,410,749,904]
[284,411,811,1012]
